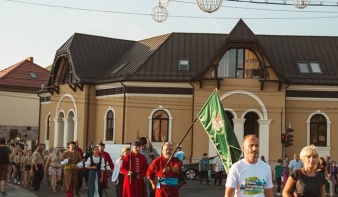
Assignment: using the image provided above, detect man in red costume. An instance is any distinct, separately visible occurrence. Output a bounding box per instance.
[147,142,182,197]
[120,141,148,197]
[98,142,114,196]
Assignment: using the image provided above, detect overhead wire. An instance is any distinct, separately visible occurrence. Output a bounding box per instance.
[1,0,338,20]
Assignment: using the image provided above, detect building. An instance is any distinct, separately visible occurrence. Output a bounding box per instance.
[0,57,49,149]
[38,19,338,164]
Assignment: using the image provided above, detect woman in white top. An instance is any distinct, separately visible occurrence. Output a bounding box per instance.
[85,146,105,197]
[111,147,130,197]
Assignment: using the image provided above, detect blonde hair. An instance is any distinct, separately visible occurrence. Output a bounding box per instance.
[119,147,130,158]
[299,145,319,162]
[121,147,130,154]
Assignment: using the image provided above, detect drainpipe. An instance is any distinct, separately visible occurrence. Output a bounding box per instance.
[189,81,195,163]
[85,85,91,147]
[121,81,126,143]
[37,93,42,145]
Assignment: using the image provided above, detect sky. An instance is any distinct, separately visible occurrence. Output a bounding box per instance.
[0,0,337,70]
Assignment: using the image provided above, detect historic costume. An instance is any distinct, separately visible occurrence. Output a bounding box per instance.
[85,155,105,197]
[147,156,182,197]
[112,156,125,197]
[112,147,130,197]
[62,142,82,197]
[75,145,84,190]
[120,141,148,197]
[98,143,114,189]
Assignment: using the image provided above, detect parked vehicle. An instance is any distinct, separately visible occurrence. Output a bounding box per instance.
[182,156,216,180]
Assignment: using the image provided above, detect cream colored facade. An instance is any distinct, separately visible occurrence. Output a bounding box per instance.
[0,91,39,147]
[39,70,338,167]
[39,67,299,165]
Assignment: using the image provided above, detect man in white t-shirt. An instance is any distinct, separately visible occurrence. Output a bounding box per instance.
[225,135,274,197]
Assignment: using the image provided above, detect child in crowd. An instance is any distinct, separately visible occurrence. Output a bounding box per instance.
[274,159,284,196]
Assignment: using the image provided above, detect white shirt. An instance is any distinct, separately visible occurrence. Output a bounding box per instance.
[226,159,273,197]
[111,157,123,184]
[85,156,105,170]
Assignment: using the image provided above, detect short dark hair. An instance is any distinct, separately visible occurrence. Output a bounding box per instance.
[140,137,147,145]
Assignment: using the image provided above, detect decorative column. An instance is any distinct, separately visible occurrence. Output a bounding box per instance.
[257,119,272,162]
[73,117,79,140]
[63,118,69,147]
[53,118,62,147]
[232,119,246,146]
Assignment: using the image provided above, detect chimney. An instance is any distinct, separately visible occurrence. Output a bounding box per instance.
[27,57,34,62]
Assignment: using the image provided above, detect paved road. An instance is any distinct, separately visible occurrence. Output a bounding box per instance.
[5,178,279,197]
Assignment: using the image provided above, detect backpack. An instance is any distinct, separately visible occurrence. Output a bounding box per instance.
[0,146,10,164]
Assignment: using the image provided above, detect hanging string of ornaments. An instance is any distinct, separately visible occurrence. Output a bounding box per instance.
[151,0,313,22]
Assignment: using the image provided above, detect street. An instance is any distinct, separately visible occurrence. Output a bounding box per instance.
[6,178,280,197]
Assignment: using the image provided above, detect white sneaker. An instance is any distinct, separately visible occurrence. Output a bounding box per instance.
[276,192,281,196]
[14,179,17,183]
[18,182,20,185]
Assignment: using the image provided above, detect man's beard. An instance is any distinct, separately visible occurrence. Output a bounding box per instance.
[247,153,258,158]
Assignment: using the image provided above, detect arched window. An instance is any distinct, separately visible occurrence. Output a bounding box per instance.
[151,110,169,142]
[105,110,114,141]
[244,112,259,138]
[310,114,327,146]
[46,115,50,140]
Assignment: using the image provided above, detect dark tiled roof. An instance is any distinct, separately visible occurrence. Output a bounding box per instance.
[100,33,172,82]
[53,20,338,85]
[0,57,49,90]
[257,35,338,85]
[56,33,135,83]
[99,33,227,82]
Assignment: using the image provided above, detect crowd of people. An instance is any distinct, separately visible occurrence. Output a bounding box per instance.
[0,136,189,197]
[3,133,336,197]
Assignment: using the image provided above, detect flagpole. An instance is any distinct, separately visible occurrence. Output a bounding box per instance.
[158,116,199,180]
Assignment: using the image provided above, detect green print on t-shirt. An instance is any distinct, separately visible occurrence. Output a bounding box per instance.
[240,176,266,195]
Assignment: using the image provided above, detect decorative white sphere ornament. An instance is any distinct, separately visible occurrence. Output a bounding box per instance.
[151,5,168,23]
[196,0,223,13]
[292,0,311,9]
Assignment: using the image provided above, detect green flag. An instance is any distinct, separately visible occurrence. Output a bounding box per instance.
[197,89,242,172]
